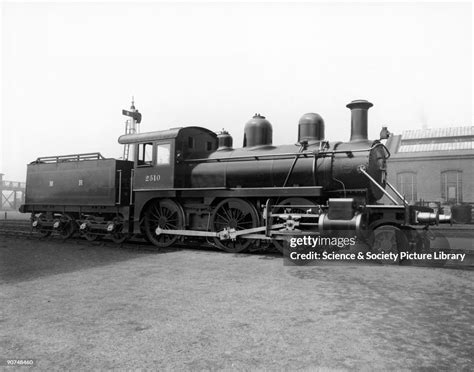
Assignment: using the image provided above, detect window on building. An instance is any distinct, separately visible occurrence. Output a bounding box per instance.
[441,170,462,204]
[397,172,417,203]
[138,143,153,166]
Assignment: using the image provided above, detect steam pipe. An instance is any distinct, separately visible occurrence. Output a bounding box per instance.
[358,165,399,205]
[385,181,408,207]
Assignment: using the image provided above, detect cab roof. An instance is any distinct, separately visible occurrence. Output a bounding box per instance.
[118,126,217,145]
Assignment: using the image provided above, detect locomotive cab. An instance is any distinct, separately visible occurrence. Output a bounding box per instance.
[134,140,175,189]
[118,126,218,191]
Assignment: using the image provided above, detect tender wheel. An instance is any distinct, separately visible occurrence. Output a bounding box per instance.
[34,213,52,238]
[81,217,101,242]
[110,233,128,244]
[371,225,408,264]
[110,217,129,244]
[144,199,185,248]
[59,214,77,239]
[210,198,259,253]
[271,198,317,253]
[84,231,99,242]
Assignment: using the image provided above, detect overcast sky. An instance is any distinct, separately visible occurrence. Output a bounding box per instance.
[1,1,472,181]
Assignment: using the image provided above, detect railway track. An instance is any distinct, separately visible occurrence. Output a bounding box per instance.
[0,219,155,252]
[1,219,473,269]
[0,219,220,253]
[0,220,32,236]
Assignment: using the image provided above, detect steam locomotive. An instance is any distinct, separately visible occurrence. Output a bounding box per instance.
[20,99,449,254]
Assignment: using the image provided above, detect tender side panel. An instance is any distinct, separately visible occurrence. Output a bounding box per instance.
[25,159,133,206]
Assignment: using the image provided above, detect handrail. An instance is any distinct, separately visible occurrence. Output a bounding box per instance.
[0,181,26,188]
[183,144,385,164]
[129,169,135,204]
[116,170,122,205]
[34,152,106,163]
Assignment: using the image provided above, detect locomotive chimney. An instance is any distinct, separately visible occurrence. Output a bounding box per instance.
[346,99,373,142]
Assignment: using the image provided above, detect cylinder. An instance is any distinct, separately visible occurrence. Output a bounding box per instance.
[318,212,367,240]
[298,113,325,143]
[346,100,373,142]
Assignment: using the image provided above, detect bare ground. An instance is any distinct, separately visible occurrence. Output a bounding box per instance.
[0,236,473,371]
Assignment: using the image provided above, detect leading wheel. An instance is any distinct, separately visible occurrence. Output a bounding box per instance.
[271,198,317,253]
[144,199,185,248]
[371,225,408,264]
[210,198,259,253]
[416,229,448,266]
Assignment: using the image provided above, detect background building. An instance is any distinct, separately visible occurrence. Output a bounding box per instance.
[384,126,473,217]
[0,173,26,212]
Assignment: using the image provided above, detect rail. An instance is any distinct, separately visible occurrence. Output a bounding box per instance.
[33,153,106,163]
[1,180,26,189]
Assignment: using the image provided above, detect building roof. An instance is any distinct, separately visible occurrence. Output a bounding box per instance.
[401,126,474,140]
[398,141,474,153]
[389,125,474,157]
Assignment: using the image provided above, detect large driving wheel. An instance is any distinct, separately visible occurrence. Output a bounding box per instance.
[144,199,185,248]
[371,225,408,264]
[271,198,317,253]
[210,198,259,253]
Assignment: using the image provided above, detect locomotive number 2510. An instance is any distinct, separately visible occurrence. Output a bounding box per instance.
[145,174,161,182]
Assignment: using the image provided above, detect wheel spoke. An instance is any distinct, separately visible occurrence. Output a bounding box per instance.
[152,205,161,217]
[235,212,248,222]
[216,213,229,223]
[223,206,233,221]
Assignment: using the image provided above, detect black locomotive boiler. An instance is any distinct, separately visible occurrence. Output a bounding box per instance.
[20,99,449,253]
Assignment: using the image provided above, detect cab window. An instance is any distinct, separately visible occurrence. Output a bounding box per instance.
[157,143,171,165]
[137,143,153,166]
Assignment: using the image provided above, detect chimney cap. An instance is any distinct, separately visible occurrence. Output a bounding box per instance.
[346,99,373,110]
